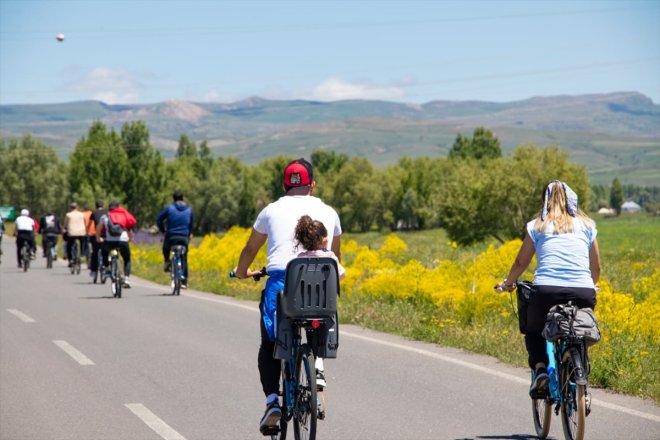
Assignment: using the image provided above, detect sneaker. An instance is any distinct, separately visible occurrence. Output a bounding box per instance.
[164,261,171,272]
[316,369,326,390]
[529,367,549,397]
[259,401,281,435]
[30,254,37,260]
[122,277,131,288]
[181,283,188,290]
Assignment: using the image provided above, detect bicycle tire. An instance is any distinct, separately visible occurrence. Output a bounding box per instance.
[560,347,586,440]
[170,252,180,296]
[111,256,122,298]
[532,395,552,438]
[70,243,77,275]
[22,244,30,272]
[46,243,54,269]
[293,345,317,440]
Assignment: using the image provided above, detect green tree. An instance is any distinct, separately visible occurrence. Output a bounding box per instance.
[611,177,624,215]
[0,136,68,216]
[68,121,129,206]
[436,144,590,245]
[449,127,502,160]
[176,134,197,158]
[120,121,166,225]
[329,157,381,232]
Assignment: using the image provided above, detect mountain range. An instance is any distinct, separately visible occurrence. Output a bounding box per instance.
[1,92,658,185]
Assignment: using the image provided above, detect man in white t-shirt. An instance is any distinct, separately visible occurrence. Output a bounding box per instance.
[14,209,37,268]
[234,158,342,435]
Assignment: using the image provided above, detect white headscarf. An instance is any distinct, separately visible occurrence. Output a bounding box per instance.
[541,181,578,221]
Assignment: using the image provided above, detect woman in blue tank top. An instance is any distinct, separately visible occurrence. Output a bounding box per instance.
[496,180,601,397]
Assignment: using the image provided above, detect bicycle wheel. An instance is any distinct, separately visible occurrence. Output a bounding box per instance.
[532,395,553,438]
[70,244,77,274]
[293,345,317,440]
[46,242,54,269]
[560,348,586,440]
[170,252,180,296]
[22,244,30,272]
[111,256,122,298]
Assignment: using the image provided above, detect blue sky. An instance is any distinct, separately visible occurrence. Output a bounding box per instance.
[1,0,658,105]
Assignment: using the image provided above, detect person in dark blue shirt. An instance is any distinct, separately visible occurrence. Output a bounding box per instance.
[157,191,193,288]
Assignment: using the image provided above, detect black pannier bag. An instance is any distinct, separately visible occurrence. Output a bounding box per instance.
[516,281,533,334]
[274,257,340,360]
[542,303,601,346]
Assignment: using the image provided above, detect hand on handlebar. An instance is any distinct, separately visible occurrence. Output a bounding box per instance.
[495,280,515,293]
[230,266,267,281]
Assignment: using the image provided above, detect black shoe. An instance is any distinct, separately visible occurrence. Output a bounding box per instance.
[164,261,171,272]
[529,368,549,397]
[259,401,281,435]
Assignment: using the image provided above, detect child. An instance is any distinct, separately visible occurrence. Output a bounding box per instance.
[293,215,345,396]
[294,215,346,280]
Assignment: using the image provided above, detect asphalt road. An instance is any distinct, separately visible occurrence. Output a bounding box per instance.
[1,237,658,440]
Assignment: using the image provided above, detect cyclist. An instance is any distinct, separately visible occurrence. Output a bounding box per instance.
[96,201,137,288]
[495,180,600,397]
[13,209,37,268]
[0,213,4,262]
[156,191,193,289]
[39,210,61,259]
[87,200,107,280]
[63,203,87,268]
[233,158,342,435]
[82,205,93,263]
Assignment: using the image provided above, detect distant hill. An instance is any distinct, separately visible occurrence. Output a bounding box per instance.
[1,92,658,185]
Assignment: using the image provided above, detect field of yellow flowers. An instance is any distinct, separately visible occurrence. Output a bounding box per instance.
[134,218,659,402]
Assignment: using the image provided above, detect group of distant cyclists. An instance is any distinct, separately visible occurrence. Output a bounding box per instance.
[9,192,194,291]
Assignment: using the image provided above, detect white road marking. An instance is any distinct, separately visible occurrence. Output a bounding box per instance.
[7,308,35,323]
[145,281,660,423]
[125,403,186,440]
[52,340,95,366]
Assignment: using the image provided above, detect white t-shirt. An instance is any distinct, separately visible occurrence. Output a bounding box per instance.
[15,215,35,231]
[254,195,342,272]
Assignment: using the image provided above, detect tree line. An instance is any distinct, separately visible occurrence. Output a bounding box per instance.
[1,121,656,245]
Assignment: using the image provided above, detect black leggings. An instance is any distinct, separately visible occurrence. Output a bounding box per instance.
[101,241,131,276]
[525,285,596,369]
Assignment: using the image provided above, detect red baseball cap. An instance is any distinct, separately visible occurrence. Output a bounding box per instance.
[283,158,313,187]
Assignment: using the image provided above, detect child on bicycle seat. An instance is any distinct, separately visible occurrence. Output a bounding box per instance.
[294,215,345,392]
[294,215,346,280]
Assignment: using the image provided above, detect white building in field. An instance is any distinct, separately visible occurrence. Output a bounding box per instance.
[597,207,616,216]
[621,201,641,213]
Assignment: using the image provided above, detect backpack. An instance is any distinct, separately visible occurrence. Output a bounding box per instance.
[542,304,601,346]
[106,214,125,237]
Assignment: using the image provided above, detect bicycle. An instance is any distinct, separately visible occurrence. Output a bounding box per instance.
[69,240,81,275]
[232,257,340,440]
[497,281,594,440]
[45,235,57,269]
[169,245,186,296]
[108,248,123,298]
[20,240,31,272]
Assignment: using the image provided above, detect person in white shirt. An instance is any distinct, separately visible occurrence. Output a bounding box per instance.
[234,158,342,435]
[13,209,36,268]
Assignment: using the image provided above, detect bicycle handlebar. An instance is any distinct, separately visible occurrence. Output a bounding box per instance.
[229,267,268,282]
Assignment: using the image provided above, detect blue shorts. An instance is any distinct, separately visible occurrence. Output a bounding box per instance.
[261,269,285,341]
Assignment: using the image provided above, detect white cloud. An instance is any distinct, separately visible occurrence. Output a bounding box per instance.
[65,67,148,104]
[306,78,406,101]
